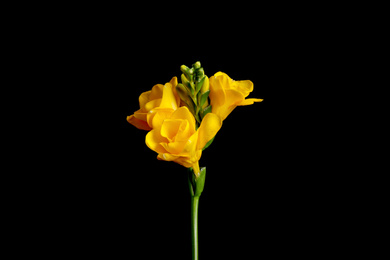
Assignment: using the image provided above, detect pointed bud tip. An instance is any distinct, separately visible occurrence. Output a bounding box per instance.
[181,65,194,75]
[193,61,201,69]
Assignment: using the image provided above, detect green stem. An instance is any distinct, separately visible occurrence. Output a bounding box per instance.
[191,195,200,260]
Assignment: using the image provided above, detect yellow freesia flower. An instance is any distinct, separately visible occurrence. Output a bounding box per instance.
[145,106,222,177]
[127,77,180,130]
[209,72,263,121]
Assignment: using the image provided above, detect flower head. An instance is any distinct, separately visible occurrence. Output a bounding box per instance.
[209,72,263,121]
[127,77,180,130]
[145,106,222,177]
[127,63,262,177]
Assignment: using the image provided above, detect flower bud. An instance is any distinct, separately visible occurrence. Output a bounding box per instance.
[193,61,201,69]
[176,83,196,115]
[200,76,209,94]
[181,73,194,95]
[181,65,194,81]
[196,68,205,82]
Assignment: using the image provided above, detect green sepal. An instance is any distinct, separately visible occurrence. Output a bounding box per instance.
[199,90,210,108]
[203,105,212,116]
[200,105,212,119]
[188,168,195,196]
[194,167,206,197]
[188,167,206,197]
[202,136,215,151]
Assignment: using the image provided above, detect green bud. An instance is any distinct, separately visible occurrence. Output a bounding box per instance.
[176,83,189,97]
[181,73,194,94]
[193,61,201,69]
[176,84,196,115]
[180,65,190,74]
[180,65,194,81]
[196,68,205,82]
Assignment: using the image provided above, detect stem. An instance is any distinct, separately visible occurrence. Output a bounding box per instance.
[191,195,200,260]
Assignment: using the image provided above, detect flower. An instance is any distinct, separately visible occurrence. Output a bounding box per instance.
[145,106,222,177]
[209,72,263,121]
[127,77,180,130]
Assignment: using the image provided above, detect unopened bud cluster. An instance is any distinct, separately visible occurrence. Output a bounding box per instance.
[176,61,211,127]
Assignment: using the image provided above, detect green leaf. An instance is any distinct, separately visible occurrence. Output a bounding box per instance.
[194,167,206,197]
[202,136,215,151]
[199,90,210,108]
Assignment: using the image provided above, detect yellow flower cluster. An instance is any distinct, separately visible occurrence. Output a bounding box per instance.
[127,64,262,177]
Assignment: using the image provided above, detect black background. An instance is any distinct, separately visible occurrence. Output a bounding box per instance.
[13,5,354,259]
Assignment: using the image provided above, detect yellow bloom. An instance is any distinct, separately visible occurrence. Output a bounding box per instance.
[209,72,263,121]
[127,77,180,130]
[145,106,222,177]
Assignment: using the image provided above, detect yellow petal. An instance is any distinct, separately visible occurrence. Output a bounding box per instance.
[197,113,222,150]
[127,115,152,131]
[150,84,164,100]
[182,131,199,161]
[174,120,191,142]
[133,110,147,122]
[238,98,264,106]
[214,72,231,87]
[169,76,178,88]
[170,76,181,107]
[171,156,193,168]
[144,99,162,112]
[212,89,244,120]
[139,90,151,108]
[161,119,182,141]
[170,107,196,134]
[234,80,253,98]
[200,76,209,94]
[209,73,226,107]
[145,128,168,154]
[159,83,178,110]
[192,161,200,177]
[157,153,179,162]
[160,141,187,154]
[147,107,175,129]
[173,149,202,170]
